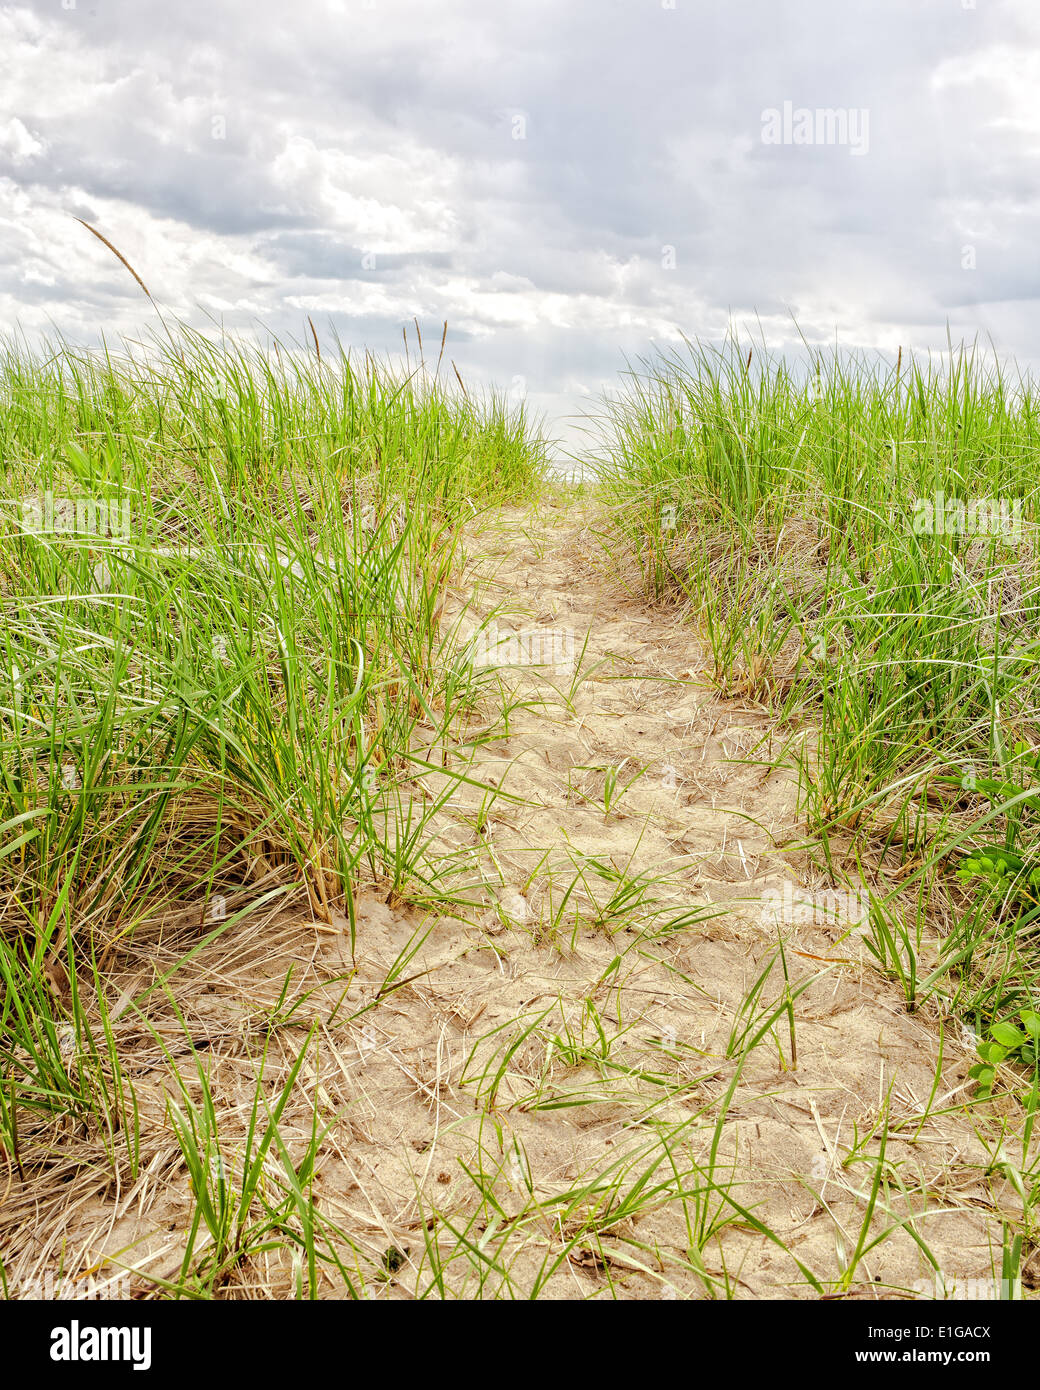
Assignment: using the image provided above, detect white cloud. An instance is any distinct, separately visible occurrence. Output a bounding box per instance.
[0,0,1038,451]
[0,117,46,164]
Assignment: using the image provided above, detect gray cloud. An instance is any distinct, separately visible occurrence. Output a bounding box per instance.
[1,0,1038,455]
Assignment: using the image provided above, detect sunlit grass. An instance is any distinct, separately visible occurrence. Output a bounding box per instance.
[0,322,548,1222]
[594,329,1040,1041]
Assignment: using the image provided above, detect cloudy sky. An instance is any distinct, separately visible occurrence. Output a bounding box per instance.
[1,0,1037,456]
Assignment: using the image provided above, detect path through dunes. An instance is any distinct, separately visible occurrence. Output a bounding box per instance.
[375,500,1027,1298]
[5,498,1032,1300]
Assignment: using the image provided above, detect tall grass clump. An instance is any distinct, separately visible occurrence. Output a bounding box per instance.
[0,322,547,1182]
[595,330,1040,1034]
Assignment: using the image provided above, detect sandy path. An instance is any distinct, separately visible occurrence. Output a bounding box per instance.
[329,501,1026,1298]
[14,499,1030,1301]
